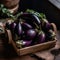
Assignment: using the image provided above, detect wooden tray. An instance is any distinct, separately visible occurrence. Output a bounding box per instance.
[6,23,57,56]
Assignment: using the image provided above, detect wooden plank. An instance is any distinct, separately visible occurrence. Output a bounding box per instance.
[19,40,56,56]
[10,38,56,56]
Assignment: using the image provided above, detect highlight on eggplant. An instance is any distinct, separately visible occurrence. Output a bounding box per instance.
[17,13,41,27]
[5,9,56,49]
[15,22,22,36]
[23,40,32,47]
[25,29,37,40]
[10,22,17,30]
[37,31,45,43]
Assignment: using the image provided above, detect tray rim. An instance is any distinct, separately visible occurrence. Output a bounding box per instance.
[20,39,57,50]
[10,37,57,56]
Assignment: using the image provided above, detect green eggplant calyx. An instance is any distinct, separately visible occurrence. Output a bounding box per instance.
[39,31,43,35]
[16,40,23,48]
[15,12,23,19]
[26,9,46,19]
[33,22,39,29]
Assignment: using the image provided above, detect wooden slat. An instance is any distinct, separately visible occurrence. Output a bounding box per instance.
[19,40,56,56]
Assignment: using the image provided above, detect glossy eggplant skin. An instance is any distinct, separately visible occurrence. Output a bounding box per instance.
[41,19,51,32]
[24,29,37,40]
[23,40,32,47]
[10,22,16,30]
[21,22,32,31]
[15,22,22,36]
[9,22,17,38]
[17,13,41,28]
[37,31,45,43]
[5,22,10,29]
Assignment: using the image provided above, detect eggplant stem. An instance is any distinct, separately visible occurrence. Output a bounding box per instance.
[33,22,39,29]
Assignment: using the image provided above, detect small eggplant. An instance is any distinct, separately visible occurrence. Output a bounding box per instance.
[37,31,45,43]
[10,22,16,30]
[21,22,32,31]
[18,13,41,28]
[16,40,32,48]
[48,30,56,36]
[45,30,56,41]
[32,14,41,26]
[42,19,51,32]
[25,29,37,40]
[23,40,32,47]
[15,22,22,36]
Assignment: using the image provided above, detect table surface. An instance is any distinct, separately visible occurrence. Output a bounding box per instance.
[0,31,60,60]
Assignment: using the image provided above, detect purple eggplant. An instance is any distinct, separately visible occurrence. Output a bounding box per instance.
[10,22,16,29]
[24,29,37,40]
[15,22,22,36]
[42,19,51,32]
[37,31,45,43]
[49,30,56,38]
[23,40,32,47]
[18,13,41,28]
[5,22,12,29]
[16,40,32,48]
[21,22,32,31]
[45,30,56,41]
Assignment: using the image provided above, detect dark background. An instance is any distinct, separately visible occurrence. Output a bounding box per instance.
[19,0,60,30]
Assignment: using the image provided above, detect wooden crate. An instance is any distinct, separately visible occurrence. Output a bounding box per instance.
[6,23,57,56]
